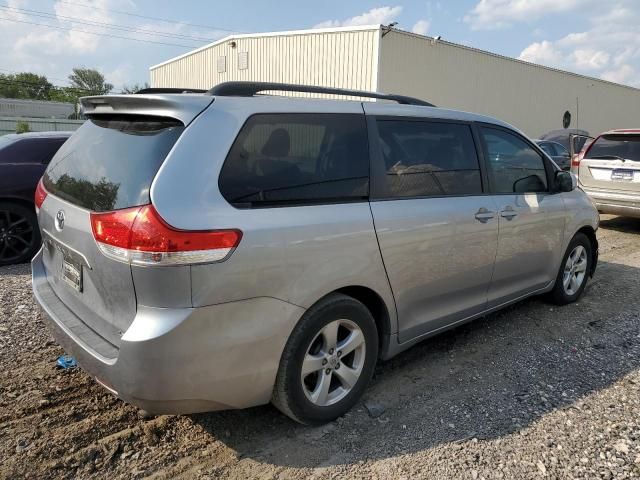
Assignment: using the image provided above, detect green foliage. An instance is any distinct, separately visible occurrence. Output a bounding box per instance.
[1,68,118,119]
[122,82,150,94]
[16,121,30,134]
[0,73,52,100]
[51,174,120,211]
[68,68,113,95]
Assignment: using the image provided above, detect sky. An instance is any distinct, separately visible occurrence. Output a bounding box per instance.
[1,0,639,92]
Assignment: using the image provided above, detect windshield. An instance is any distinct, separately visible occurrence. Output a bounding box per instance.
[585,135,640,162]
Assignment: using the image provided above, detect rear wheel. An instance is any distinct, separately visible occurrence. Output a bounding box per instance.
[0,202,41,266]
[272,293,378,425]
[550,232,592,305]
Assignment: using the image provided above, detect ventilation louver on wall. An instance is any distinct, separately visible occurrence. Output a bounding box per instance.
[217,56,226,73]
[238,51,248,70]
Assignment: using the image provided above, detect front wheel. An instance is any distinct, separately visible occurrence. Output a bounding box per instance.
[550,232,592,305]
[272,293,378,425]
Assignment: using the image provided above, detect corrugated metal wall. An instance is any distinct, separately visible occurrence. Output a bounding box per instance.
[0,117,84,136]
[150,28,380,100]
[378,30,640,138]
[0,99,75,119]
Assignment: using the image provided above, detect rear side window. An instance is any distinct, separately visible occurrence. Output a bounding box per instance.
[0,137,67,165]
[43,116,184,212]
[219,114,369,208]
[585,135,640,162]
[481,127,548,194]
[375,120,482,198]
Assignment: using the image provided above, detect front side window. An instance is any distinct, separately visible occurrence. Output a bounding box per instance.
[481,127,548,194]
[219,114,369,207]
[375,120,482,198]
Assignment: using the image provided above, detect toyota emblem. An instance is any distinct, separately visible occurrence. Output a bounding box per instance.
[55,210,65,231]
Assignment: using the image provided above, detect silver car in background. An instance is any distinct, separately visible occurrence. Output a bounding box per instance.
[32,82,599,425]
[574,129,640,218]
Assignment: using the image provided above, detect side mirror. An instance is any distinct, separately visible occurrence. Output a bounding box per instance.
[555,170,576,192]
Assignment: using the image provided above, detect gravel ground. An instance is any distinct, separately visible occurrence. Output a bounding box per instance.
[1,214,640,479]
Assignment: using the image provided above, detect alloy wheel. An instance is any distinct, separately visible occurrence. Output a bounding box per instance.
[301,319,366,407]
[0,210,35,264]
[563,245,587,296]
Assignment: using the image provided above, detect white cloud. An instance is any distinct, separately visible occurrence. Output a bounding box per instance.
[516,1,640,87]
[571,49,610,70]
[464,0,591,30]
[601,64,637,85]
[411,19,430,36]
[314,6,402,29]
[0,0,223,90]
[518,40,563,67]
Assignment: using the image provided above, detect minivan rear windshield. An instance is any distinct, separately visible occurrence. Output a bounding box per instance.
[43,116,184,212]
[585,134,640,162]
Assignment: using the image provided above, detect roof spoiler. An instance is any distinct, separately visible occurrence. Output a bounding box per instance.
[80,94,214,125]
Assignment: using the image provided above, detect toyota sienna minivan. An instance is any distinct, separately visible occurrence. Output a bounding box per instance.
[32,82,599,424]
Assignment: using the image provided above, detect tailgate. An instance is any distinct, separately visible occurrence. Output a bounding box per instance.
[579,133,640,193]
[37,96,209,346]
[38,195,135,346]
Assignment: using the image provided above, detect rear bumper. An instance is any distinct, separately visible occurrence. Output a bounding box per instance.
[32,249,305,414]
[581,187,640,218]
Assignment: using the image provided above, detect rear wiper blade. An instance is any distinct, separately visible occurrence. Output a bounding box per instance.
[587,155,626,161]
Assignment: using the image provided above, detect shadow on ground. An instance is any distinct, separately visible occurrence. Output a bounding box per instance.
[598,215,640,234]
[189,256,640,468]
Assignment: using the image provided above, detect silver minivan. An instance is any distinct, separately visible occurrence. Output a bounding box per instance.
[32,82,599,424]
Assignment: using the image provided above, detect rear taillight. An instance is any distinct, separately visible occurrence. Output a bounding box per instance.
[34,178,47,211]
[90,205,242,266]
[571,152,583,168]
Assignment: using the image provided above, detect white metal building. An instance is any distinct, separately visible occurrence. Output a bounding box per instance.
[150,25,640,138]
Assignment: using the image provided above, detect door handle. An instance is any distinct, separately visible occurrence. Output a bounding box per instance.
[474,208,495,223]
[500,206,518,220]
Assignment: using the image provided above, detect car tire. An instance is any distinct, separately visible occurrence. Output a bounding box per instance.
[272,293,378,425]
[550,232,592,305]
[0,202,41,267]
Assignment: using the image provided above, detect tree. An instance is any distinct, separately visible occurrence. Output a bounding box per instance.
[0,72,53,100]
[68,68,113,95]
[16,121,30,134]
[121,82,150,94]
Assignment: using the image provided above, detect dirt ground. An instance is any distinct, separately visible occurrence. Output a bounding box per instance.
[1,214,640,479]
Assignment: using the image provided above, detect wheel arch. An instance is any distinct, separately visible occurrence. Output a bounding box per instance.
[0,196,36,211]
[575,225,598,277]
[333,285,393,359]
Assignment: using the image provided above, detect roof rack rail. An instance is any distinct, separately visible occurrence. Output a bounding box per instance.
[208,82,436,107]
[136,87,207,94]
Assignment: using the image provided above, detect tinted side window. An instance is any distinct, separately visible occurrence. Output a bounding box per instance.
[41,138,68,164]
[538,142,556,156]
[555,143,569,156]
[0,138,67,165]
[376,120,482,198]
[219,114,369,207]
[481,127,548,194]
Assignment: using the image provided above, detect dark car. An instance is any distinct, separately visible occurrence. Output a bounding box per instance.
[539,129,591,152]
[0,131,72,265]
[535,139,571,170]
